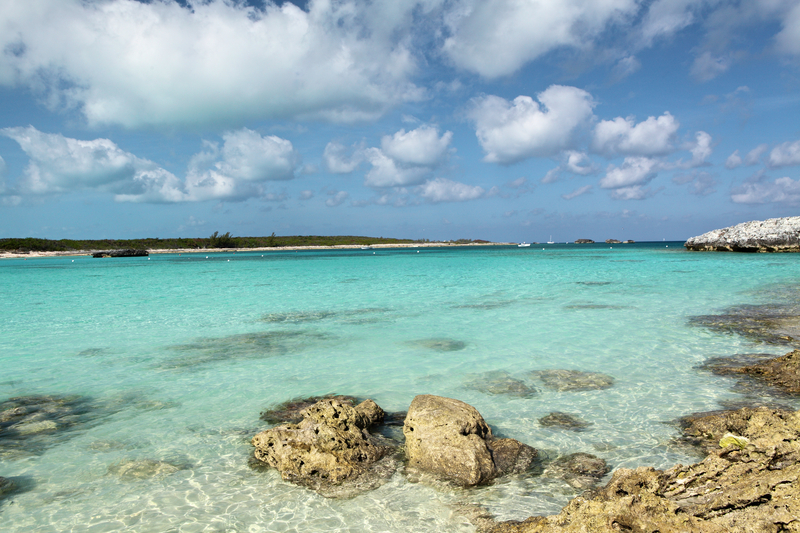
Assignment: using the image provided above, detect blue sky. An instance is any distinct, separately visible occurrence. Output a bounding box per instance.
[1,0,799,242]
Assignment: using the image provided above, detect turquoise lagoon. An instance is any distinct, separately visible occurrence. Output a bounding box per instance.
[1,243,799,532]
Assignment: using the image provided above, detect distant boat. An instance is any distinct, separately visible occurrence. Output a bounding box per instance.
[361,246,372,250]
[547,236,555,244]
[518,242,531,247]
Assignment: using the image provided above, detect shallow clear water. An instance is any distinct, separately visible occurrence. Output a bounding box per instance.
[1,243,799,532]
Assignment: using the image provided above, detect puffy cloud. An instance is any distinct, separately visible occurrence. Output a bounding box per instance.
[610,185,653,200]
[726,150,743,169]
[362,124,453,187]
[416,178,485,203]
[0,0,424,128]
[2,125,298,203]
[638,0,701,46]
[687,131,713,167]
[469,85,595,164]
[325,190,349,207]
[768,140,800,168]
[732,174,800,204]
[1,125,166,195]
[441,0,639,78]
[381,125,452,166]
[562,185,592,200]
[599,157,661,189]
[592,112,679,157]
[564,151,597,175]
[323,142,364,174]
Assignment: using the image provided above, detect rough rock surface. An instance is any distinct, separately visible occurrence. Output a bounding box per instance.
[530,370,614,391]
[403,395,537,486]
[690,304,800,347]
[0,476,16,497]
[542,452,609,489]
[685,216,800,252]
[251,398,396,498]
[538,412,591,431]
[490,406,800,533]
[574,239,594,244]
[700,349,800,395]
[259,394,358,424]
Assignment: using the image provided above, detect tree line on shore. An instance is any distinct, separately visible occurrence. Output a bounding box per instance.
[0,233,489,252]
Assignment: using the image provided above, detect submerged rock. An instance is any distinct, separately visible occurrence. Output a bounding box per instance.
[465,371,537,398]
[543,452,609,489]
[403,395,537,486]
[685,216,800,252]
[251,398,397,498]
[108,459,186,480]
[409,338,467,352]
[702,349,800,395]
[689,304,800,346]
[490,406,800,533]
[530,370,615,392]
[538,412,591,431]
[259,394,358,424]
[0,476,16,498]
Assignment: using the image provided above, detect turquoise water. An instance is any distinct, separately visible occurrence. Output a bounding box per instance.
[1,243,799,532]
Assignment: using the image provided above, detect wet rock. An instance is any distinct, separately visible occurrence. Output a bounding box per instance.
[403,395,537,486]
[465,371,537,398]
[490,406,800,533]
[708,349,800,395]
[530,370,614,392]
[0,476,16,497]
[543,453,609,489]
[605,239,621,244]
[685,216,800,252]
[410,338,467,352]
[689,304,800,346]
[251,398,397,498]
[259,394,358,424]
[0,395,106,458]
[107,459,186,480]
[538,412,591,431]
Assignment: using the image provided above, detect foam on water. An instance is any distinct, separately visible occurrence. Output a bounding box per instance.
[1,244,799,531]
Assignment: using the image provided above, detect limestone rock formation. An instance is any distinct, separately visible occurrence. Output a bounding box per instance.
[259,394,358,424]
[490,406,800,533]
[542,452,609,489]
[574,239,594,244]
[251,398,397,498]
[685,216,800,252]
[403,395,537,486]
[701,349,800,394]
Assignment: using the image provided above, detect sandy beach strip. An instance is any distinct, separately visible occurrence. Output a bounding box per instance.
[0,241,515,259]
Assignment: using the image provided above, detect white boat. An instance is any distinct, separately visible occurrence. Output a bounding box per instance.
[547,236,555,244]
[361,246,372,250]
[518,242,531,247]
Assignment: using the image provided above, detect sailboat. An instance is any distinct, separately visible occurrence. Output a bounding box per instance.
[546,236,555,244]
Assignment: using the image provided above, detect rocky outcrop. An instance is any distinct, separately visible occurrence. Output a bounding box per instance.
[574,239,594,244]
[251,398,397,498]
[92,249,149,258]
[685,216,800,252]
[542,452,609,489]
[259,394,358,424]
[538,412,591,431]
[490,406,800,533]
[0,476,16,498]
[403,395,537,486]
[530,370,614,391]
[701,349,800,395]
[605,239,621,244]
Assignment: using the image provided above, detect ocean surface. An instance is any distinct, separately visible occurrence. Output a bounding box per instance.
[1,242,799,532]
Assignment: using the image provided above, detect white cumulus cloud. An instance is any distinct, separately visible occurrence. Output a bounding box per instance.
[768,140,800,168]
[416,178,485,203]
[732,174,800,204]
[686,131,713,167]
[323,142,364,174]
[592,112,679,157]
[469,85,595,164]
[0,0,424,128]
[599,156,661,189]
[362,124,453,188]
[326,190,349,207]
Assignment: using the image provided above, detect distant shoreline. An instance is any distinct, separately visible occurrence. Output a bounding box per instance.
[0,241,515,259]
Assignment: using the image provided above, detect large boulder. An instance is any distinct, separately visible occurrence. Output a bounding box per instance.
[251,398,396,498]
[403,395,537,486]
[685,216,800,252]
[490,406,800,533]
